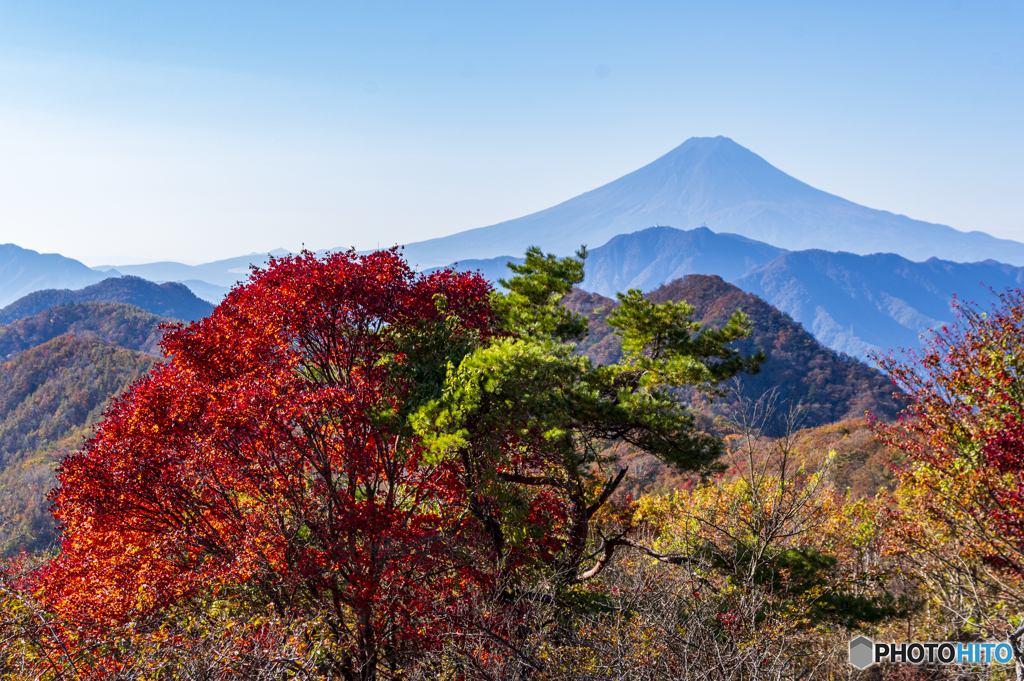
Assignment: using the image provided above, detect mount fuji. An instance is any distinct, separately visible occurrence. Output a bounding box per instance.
[400,136,1024,269]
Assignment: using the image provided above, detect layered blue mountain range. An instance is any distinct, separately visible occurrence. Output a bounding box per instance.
[401,136,1024,268]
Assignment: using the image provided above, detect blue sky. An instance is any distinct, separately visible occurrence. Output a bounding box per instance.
[0,1,1021,265]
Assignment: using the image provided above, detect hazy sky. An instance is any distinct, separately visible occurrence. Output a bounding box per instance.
[0,1,1021,265]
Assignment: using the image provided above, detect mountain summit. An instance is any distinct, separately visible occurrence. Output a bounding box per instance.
[401,136,1024,268]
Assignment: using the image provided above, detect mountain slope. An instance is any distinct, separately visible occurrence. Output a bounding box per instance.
[0,303,169,359]
[0,244,114,308]
[180,279,233,304]
[734,251,1024,356]
[0,335,156,553]
[400,136,1024,268]
[427,256,525,288]
[580,226,785,296]
[0,276,214,325]
[564,275,902,426]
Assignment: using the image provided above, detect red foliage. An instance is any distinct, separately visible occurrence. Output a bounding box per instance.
[873,288,1024,575]
[38,249,496,670]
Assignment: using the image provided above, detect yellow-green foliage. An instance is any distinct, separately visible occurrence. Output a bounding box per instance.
[0,335,155,553]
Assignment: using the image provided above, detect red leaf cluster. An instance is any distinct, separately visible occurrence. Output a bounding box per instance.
[39,249,495,663]
[873,288,1024,575]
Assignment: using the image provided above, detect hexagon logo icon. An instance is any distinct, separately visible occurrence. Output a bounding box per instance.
[849,636,874,669]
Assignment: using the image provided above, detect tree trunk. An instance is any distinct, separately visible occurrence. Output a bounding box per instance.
[356,608,378,681]
[1008,622,1024,681]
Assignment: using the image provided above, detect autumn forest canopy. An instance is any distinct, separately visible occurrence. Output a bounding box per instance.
[2,247,1024,680]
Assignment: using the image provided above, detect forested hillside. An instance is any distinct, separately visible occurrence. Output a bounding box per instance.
[0,302,169,359]
[606,417,900,500]
[564,274,902,425]
[0,275,214,325]
[0,335,157,553]
[0,299,184,554]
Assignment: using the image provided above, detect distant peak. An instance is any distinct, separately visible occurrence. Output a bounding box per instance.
[646,135,764,170]
[676,135,739,149]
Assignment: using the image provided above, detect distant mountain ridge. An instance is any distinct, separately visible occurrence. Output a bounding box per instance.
[95,248,290,290]
[0,244,114,308]
[580,226,786,296]
[399,136,1024,268]
[1,243,244,309]
[734,250,1024,356]
[425,256,524,288]
[0,276,214,325]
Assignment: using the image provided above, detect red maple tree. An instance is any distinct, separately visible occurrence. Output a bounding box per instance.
[41,249,495,676]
